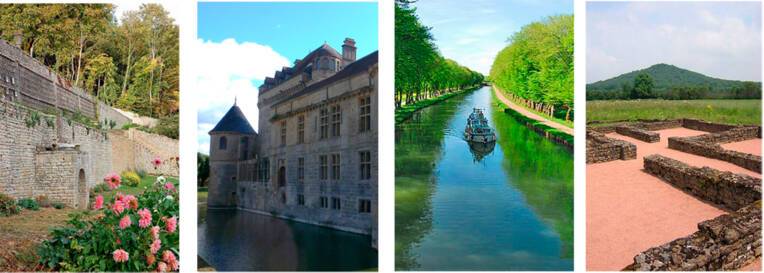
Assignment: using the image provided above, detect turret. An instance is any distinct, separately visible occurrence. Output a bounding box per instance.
[207,101,257,207]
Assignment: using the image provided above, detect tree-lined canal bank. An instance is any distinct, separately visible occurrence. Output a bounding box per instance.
[395,86,573,270]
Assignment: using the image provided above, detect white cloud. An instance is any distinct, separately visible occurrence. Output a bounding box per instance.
[192,38,291,153]
[587,2,761,82]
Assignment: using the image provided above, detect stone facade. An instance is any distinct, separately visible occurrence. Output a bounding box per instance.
[644,154,761,211]
[208,39,378,245]
[626,201,761,271]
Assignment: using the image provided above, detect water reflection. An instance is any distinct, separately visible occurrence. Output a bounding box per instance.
[198,209,378,271]
[395,87,573,270]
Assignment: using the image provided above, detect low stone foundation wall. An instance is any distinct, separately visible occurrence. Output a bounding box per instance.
[643,154,761,211]
[682,119,739,133]
[587,131,637,163]
[616,126,660,143]
[626,201,761,271]
[668,127,762,173]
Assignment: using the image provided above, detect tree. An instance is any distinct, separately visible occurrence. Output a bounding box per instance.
[394,2,483,108]
[632,73,654,99]
[490,15,574,121]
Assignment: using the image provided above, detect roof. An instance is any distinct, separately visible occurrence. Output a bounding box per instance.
[273,50,378,106]
[209,104,256,135]
[260,43,343,91]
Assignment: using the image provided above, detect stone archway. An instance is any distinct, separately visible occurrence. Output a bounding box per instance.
[78,169,87,209]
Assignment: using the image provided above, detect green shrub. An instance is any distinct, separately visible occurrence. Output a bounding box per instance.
[151,114,179,139]
[0,193,19,216]
[91,183,110,194]
[36,195,51,208]
[38,176,179,271]
[121,171,141,187]
[52,202,65,209]
[17,198,39,211]
[136,169,148,179]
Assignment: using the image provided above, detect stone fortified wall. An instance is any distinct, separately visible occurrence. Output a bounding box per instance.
[109,129,179,177]
[0,99,111,206]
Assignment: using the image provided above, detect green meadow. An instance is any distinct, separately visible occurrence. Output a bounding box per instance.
[587,99,761,126]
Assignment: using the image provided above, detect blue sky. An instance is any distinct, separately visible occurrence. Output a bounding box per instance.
[195,2,378,154]
[588,1,761,83]
[413,0,573,75]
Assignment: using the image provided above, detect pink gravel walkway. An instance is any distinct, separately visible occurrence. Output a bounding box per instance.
[721,138,762,156]
[587,127,761,270]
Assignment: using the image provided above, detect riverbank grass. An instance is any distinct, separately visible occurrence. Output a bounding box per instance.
[494,87,574,129]
[395,87,479,124]
[493,98,574,146]
[587,99,761,126]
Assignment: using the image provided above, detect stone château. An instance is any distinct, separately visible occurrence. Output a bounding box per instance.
[208,38,378,245]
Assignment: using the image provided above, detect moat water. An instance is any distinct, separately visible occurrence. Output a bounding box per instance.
[198,209,378,271]
[395,86,573,270]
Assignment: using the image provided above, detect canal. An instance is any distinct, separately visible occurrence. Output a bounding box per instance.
[395,86,573,270]
[198,209,378,271]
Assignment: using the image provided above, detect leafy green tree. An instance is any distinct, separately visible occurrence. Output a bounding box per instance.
[632,73,654,99]
[490,15,574,121]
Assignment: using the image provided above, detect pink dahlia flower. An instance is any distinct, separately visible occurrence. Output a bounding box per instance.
[162,250,178,271]
[164,216,177,234]
[146,253,156,266]
[119,215,132,229]
[112,200,126,215]
[104,173,121,189]
[150,226,161,240]
[157,261,168,272]
[112,249,129,263]
[153,156,162,168]
[93,195,104,210]
[138,208,152,228]
[150,239,162,254]
[124,195,138,210]
[164,182,175,191]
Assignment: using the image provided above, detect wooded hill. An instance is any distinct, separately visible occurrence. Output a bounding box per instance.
[587,64,761,100]
[0,4,179,119]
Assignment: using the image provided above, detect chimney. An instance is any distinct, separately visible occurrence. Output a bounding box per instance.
[342,38,356,63]
[13,31,22,48]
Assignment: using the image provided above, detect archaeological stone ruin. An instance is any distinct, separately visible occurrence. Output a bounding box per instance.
[586,118,762,270]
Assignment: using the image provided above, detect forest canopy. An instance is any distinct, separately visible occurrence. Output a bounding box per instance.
[394,1,484,108]
[489,15,574,121]
[0,4,179,118]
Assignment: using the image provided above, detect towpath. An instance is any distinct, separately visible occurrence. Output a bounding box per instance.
[492,85,574,136]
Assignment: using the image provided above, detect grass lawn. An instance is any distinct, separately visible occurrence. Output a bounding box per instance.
[0,207,78,271]
[587,99,761,126]
[99,175,179,200]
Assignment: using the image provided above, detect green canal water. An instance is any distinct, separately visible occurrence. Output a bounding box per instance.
[395,86,573,270]
[198,209,378,271]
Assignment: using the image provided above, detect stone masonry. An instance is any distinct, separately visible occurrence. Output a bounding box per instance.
[644,154,761,211]
[586,130,637,163]
[627,201,761,271]
[209,38,378,247]
[0,38,178,208]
